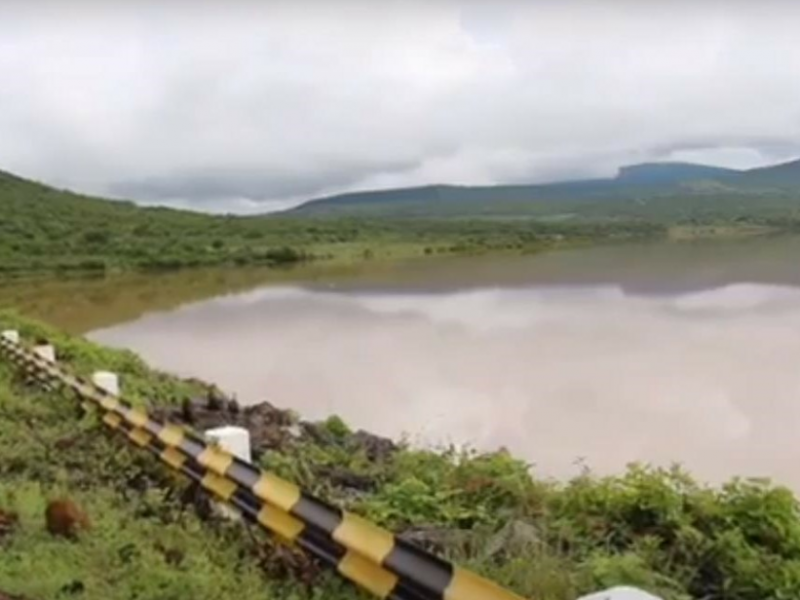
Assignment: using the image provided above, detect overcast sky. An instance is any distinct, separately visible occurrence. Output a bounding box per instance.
[2,1,800,213]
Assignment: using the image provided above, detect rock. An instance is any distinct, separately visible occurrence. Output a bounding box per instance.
[164,397,297,451]
[350,430,397,462]
[45,499,90,539]
[243,401,294,427]
[578,587,663,600]
[206,386,227,411]
[156,396,396,463]
[180,398,195,424]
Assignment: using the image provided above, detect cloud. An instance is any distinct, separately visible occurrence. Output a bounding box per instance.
[1,0,799,212]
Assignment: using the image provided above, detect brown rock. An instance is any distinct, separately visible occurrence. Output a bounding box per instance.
[350,430,397,462]
[45,499,90,539]
[206,386,226,410]
[180,397,195,424]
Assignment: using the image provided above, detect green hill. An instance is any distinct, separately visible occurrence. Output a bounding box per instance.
[615,162,739,185]
[735,159,800,188]
[288,160,800,220]
[0,170,667,275]
[0,170,315,273]
[4,159,800,276]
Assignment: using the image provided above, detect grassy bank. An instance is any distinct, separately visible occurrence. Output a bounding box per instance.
[3,311,800,599]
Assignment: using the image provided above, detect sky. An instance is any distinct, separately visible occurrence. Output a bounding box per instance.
[2,0,800,213]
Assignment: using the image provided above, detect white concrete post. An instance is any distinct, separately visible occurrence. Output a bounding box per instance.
[578,587,663,600]
[33,344,56,363]
[92,371,120,396]
[205,426,252,463]
[1,330,19,344]
[205,425,251,520]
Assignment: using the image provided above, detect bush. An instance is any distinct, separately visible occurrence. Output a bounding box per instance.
[262,247,305,265]
[82,230,111,245]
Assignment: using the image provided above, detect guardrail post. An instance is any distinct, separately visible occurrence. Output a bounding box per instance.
[205,426,251,521]
[578,587,663,600]
[33,343,56,363]
[92,371,120,396]
[1,330,19,344]
[205,425,252,463]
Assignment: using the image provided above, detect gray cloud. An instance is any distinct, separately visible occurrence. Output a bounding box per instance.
[1,0,799,212]
[109,158,419,204]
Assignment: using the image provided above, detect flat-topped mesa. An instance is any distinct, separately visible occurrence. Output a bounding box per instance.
[614,162,739,185]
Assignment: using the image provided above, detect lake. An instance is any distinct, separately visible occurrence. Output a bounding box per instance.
[6,236,800,487]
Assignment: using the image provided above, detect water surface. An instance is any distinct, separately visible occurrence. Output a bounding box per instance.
[8,237,800,487]
[81,237,800,487]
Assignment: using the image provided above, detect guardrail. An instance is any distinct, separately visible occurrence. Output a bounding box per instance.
[0,332,525,600]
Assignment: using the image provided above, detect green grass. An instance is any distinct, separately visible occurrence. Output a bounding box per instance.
[4,311,800,599]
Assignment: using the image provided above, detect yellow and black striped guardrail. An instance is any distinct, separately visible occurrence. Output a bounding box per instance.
[0,334,526,600]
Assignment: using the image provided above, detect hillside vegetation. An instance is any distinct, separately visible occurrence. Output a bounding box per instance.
[4,159,800,275]
[289,160,800,220]
[0,170,663,275]
[4,311,800,599]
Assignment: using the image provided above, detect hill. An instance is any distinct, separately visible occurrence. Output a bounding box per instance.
[0,169,666,275]
[287,159,800,219]
[0,170,317,273]
[736,159,800,187]
[4,159,800,276]
[615,162,739,185]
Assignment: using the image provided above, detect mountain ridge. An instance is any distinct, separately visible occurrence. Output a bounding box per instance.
[287,158,800,217]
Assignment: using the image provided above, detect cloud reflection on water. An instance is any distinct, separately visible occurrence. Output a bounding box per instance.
[90,282,800,489]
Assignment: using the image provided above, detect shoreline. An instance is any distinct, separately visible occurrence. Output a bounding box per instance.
[1,220,785,282]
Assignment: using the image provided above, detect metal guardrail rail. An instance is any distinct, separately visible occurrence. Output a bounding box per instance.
[0,334,526,600]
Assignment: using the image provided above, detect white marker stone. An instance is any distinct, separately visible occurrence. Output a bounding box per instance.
[92,371,120,396]
[204,425,251,520]
[578,587,663,600]
[205,425,252,463]
[1,330,19,344]
[33,344,56,363]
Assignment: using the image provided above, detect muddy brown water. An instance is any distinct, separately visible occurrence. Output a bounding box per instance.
[7,236,800,488]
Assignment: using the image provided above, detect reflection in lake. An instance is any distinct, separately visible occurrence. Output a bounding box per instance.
[91,280,800,489]
[8,234,800,333]
[0,262,402,333]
